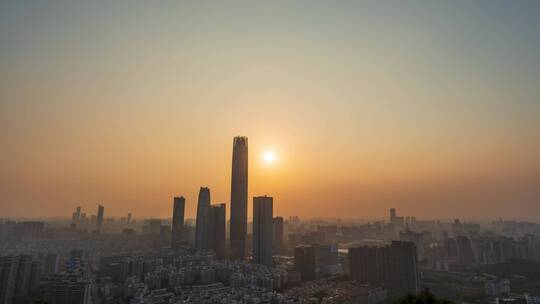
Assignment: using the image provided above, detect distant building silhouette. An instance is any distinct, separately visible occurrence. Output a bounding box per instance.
[208,203,226,260]
[195,187,211,251]
[389,207,404,228]
[96,205,104,233]
[230,136,248,260]
[171,197,185,250]
[253,196,273,266]
[349,241,419,297]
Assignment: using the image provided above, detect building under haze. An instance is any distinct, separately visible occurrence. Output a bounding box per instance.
[171,197,185,250]
[96,205,104,233]
[253,196,273,266]
[195,187,211,251]
[349,241,419,297]
[230,136,248,260]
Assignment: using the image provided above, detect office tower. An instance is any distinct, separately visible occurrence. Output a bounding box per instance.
[253,196,273,266]
[96,205,104,233]
[273,217,284,253]
[389,208,396,222]
[208,204,226,260]
[230,136,248,260]
[76,206,81,219]
[171,197,185,250]
[127,213,132,223]
[195,187,211,251]
[349,241,419,297]
[295,246,316,281]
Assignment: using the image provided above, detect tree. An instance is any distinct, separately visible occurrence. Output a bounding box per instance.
[397,290,455,304]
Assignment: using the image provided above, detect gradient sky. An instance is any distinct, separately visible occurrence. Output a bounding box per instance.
[1,1,539,220]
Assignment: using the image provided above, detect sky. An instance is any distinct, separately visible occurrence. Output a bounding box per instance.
[1,0,539,220]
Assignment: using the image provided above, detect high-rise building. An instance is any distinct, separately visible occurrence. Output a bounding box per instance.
[208,203,226,260]
[195,187,211,251]
[349,241,419,297]
[389,208,396,222]
[171,197,185,250]
[96,205,104,233]
[273,217,284,253]
[253,196,273,266]
[0,255,39,304]
[294,246,316,281]
[127,213,132,223]
[230,136,248,260]
[0,256,19,304]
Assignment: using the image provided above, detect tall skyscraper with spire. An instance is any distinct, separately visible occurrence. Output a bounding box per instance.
[171,196,185,250]
[195,187,211,250]
[230,136,248,260]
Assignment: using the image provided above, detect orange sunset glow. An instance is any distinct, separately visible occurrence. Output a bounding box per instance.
[1,1,539,222]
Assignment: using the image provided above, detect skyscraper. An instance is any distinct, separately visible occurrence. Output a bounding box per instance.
[96,205,104,233]
[195,187,211,251]
[253,195,273,266]
[230,136,248,260]
[273,217,284,253]
[171,197,185,250]
[208,203,226,260]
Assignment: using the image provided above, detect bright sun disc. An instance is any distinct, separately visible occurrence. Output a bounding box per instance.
[263,151,275,163]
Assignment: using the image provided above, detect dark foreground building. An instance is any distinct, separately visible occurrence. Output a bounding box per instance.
[349,241,419,297]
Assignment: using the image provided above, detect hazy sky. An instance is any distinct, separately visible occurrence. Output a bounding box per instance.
[1,1,539,220]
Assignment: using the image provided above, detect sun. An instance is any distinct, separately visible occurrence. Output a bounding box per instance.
[263,151,275,163]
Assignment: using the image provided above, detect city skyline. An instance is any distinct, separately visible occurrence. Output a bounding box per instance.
[1,1,540,220]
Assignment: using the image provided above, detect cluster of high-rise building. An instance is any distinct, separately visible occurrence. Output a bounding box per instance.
[165,136,278,267]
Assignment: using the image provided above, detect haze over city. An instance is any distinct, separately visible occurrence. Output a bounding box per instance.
[1,1,539,220]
